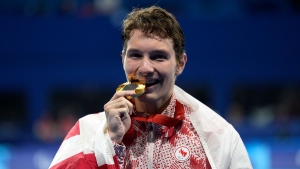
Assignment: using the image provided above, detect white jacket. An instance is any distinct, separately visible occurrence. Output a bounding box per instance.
[49,85,252,169]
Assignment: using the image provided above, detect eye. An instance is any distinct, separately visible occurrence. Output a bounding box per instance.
[152,55,167,61]
[128,53,142,59]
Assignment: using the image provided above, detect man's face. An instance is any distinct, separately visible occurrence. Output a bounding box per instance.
[122,29,186,106]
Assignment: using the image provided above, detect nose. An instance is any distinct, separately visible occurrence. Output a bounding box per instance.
[138,57,154,77]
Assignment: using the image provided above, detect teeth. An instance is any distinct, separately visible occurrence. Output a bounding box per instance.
[131,78,156,84]
[131,79,141,83]
[145,80,157,84]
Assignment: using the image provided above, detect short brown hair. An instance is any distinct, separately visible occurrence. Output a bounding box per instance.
[121,6,185,62]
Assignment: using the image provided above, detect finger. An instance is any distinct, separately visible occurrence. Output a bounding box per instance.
[106,107,129,118]
[117,108,131,121]
[110,90,136,101]
[105,97,126,109]
[106,107,131,134]
[114,107,132,130]
[105,97,132,110]
[107,107,131,126]
[105,98,133,117]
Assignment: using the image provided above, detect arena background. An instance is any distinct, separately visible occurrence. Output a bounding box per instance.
[0,0,300,168]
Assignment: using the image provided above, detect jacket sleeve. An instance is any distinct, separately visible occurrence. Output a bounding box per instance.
[49,113,121,169]
[229,126,253,169]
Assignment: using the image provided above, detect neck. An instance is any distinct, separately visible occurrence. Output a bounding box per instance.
[134,97,171,115]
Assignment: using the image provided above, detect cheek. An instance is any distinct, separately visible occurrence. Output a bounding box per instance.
[123,60,136,77]
[161,67,177,81]
[123,59,130,72]
[123,64,128,73]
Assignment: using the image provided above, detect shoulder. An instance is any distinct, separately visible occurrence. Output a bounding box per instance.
[174,85,234,133]
[79,112,106,124]
[174,85,229,127]
[174,86,251,167]
[77,112,107,139]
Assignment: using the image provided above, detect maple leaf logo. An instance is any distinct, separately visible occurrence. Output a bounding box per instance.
[179,148,187,157]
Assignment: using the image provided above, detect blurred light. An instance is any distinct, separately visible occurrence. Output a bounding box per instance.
[0,144,11,169]
[296,149,300,167]
[94,0,121,15]
[33,149,53,169]
[246,140,271,169]
[110,8,128,27]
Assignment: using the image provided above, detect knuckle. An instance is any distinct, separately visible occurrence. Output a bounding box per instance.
[103,103,108,109]
[115,91,123,97]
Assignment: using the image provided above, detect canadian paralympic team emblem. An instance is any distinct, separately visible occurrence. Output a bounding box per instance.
[174,146,190,162]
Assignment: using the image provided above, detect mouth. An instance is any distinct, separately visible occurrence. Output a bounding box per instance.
[144,79,159,87]
[131,78,159,87]
[128,70,159,88]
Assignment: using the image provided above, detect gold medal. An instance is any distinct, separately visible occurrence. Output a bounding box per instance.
[116,69,145,99]
[116,82,145,99]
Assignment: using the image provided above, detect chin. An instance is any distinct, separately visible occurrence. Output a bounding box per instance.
[137,93,158,102]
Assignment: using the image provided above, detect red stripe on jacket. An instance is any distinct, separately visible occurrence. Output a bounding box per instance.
[50,151,120,169]
[64,121,80,140]
[51,119,122,169]
[50,152,98,169]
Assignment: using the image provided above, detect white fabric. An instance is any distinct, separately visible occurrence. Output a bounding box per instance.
[51,135,82,165]
[50,85,252,169]
[79,112,116,166]
[174,85,252,168]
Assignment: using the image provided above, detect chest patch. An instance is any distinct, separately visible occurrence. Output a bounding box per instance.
[174,146,191,163]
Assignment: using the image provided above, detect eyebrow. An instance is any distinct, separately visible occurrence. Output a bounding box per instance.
[126,48,169,55]
[126,49,140,54]
[150,50,169,55]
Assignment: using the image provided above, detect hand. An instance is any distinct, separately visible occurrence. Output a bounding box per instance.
[104,90,135,143]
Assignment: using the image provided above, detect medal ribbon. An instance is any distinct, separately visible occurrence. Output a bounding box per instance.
[122,100,185,145]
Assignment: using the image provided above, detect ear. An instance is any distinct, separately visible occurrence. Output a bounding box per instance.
[121,50,125,64]
[175,53,187,76]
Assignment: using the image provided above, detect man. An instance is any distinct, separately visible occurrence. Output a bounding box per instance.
[49,6,252,169]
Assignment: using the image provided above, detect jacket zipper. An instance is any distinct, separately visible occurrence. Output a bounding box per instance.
[148,122,154,168]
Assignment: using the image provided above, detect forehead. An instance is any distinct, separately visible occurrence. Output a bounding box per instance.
[126,29,174,51]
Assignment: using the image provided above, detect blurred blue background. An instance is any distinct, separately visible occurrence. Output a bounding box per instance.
[0,0,300,168]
